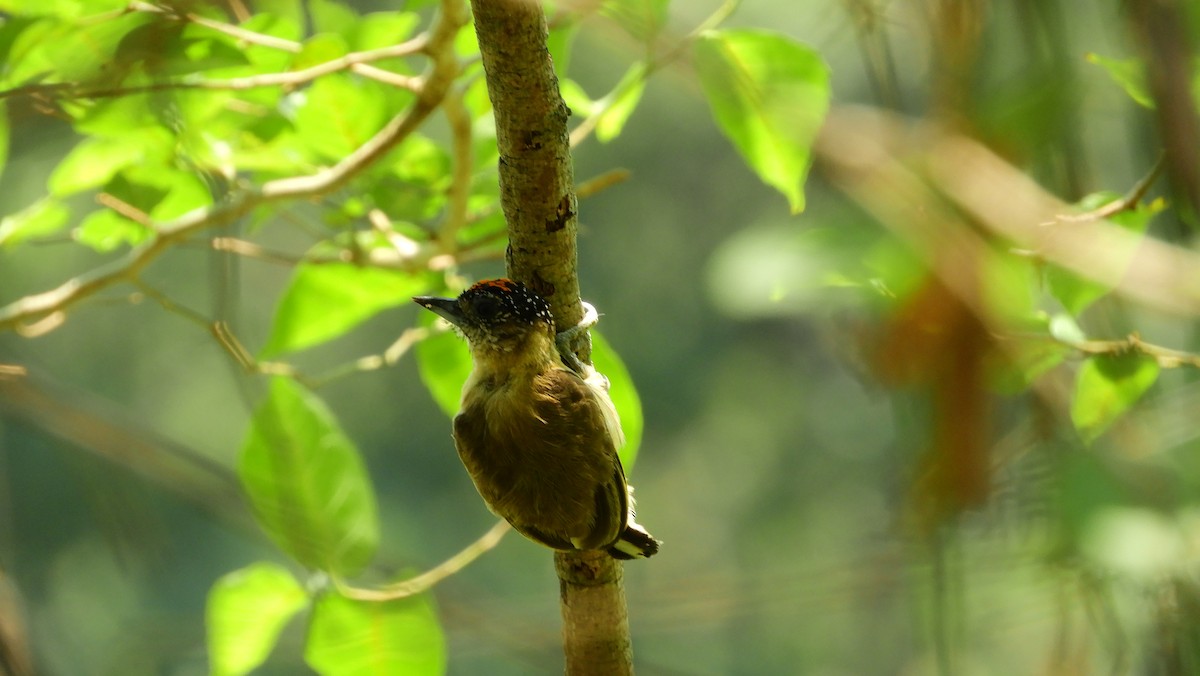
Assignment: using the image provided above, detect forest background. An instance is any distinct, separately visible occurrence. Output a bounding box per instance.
[2,0,1199,674]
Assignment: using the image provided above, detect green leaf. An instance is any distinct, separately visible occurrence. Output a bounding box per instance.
[49,137,148,196]
[308,0,358,39]
[293,73,389,160]
[48,127,174,196]
[1071,353,1159,443]
[73,210,151,252]
[39,12,154,81]
[262,262,430,357]
[1087,53,1154,108]
[596,62,647,142]
[0,100,8,184]
[305,592,445,676]
[601,0,669,43]
[293,33,349,72]
[546,16,581,75]
[1045,192,1161,315]
[559,78,595,118]
[693,29,830,214]
[591,332,643,471]
[207,562,309,676]
[351,12,421,52]
[415,312,471,418]
[0,198,70,248]
[239,378,380,575]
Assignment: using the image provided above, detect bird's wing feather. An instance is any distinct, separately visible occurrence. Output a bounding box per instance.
[452,367,627,551]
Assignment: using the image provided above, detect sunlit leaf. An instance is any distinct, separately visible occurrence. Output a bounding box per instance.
[415,311,471,417]
[0,0,127,18]
[39,12,154,81]
[1087,53,1153,108]
[352,11,421,51]
[293,73,389,160]
[292,33,349,71]
[262,262,430,357]
[48,129,172,196]
[74,210,151,252]
[592,331,643,470]
[239,378,380,575]
[207,562,308,676]
[547,16,581,75]
[308,0,358,39]
[560,78,595,118]
[596,62,647,142]
[0,100,8,184]
[1071,353,1159,443]
[0,198,70,248]
[305,592,445,676]
[693,29,830,214]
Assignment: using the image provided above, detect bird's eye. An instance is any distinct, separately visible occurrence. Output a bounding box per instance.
[473,296,501,320]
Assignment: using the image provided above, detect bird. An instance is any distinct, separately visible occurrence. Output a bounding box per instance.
[413,278,659,559]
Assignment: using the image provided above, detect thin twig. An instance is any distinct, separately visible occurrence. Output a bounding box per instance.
[133,280,211,328]
[211,321,299,378]
[96,193,153,227]
[336,520,511,601]
[1060,332,1200,369]
[306,327,430,387]
[0,11,428,102]
[1052,155,1166,223]
[1,40,423,101]
[576,168,631,199]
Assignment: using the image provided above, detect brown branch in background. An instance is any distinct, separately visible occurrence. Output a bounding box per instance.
[1126,0,1200,219]
[816,106,1200,317]
[0,0,468,334]
[470,0,634,673]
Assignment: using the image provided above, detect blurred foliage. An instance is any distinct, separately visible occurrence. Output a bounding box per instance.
[4,0,1200,674]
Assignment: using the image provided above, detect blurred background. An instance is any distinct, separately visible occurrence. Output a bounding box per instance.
[3,0,1200,674]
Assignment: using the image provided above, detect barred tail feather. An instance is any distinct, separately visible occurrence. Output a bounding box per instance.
[607,517,660,559]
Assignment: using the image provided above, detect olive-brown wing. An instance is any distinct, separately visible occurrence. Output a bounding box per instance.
[452,367,626,551]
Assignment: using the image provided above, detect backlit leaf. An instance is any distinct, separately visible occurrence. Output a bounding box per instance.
[592,331,643,471]
[1087,53,1154,108]
[693,29,830,213]
[0,198,70,248]
[207,562,308,676]
[239,378,380,575]
[415,311,471,418]
[596,62,647,143]
[1071,353,1159,443]
[262,262,430,357]
[73,210,151,252]
[305,592,445,676]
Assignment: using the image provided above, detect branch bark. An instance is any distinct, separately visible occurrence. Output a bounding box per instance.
[469,0,633,673]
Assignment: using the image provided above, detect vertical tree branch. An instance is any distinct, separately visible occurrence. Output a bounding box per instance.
[469,0,633,673]
[470,0,583,331]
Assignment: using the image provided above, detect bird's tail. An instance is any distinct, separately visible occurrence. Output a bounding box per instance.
[606,516,660,559]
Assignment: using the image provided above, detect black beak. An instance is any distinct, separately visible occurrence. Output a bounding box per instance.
[413,296,465,327]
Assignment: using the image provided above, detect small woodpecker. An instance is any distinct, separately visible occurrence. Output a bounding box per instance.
[414,279,659,560]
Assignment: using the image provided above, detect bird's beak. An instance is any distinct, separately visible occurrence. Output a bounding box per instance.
[413,296,465,327]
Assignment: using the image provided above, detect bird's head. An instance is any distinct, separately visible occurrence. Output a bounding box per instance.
[414,279,555,356]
